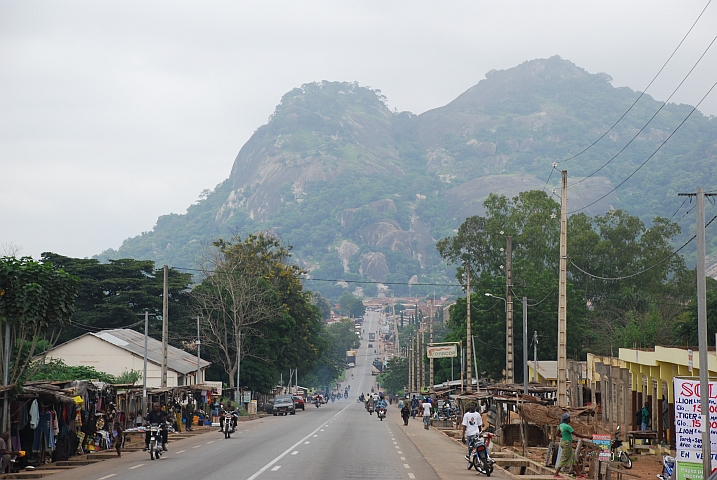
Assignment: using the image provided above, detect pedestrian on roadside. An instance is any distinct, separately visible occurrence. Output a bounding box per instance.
[113,422,124,458]
[553,413,590,479]
[422,398,432,430]
[401,404,410,426]
[411,395,418,419]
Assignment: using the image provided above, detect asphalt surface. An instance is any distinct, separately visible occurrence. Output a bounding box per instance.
[50,310,441,480]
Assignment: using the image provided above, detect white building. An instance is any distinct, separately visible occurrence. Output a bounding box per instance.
[43,328,211,387]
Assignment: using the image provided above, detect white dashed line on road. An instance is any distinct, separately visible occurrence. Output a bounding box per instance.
[408,473,415,479]
[400,457,405,460]
[175,450,185,454]
[395,446,399,449]
[206,441,214,444]
[271,466,281,471]
[304,441,310,444]
[98,475,116,480]
[192,445,201,448]
[313,435,318,437]
[403,464,410,469]
[128,464,144,470]
[291,451,298,455]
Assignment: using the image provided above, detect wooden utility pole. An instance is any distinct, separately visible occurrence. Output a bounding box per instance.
[429,298,434,393]
[162,265,169,388]
[557,171,568,407]
[679,188,713,478]
[466,263,472,393]
[408,336,413,394]
[506,236,514,384]
[419,310,425,392]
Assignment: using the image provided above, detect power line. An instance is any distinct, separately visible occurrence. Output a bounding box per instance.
[668,197,689,222]
[569,212,717,281]
[568,34,717,188]
[555,0,713,166]
[569,79,717,215]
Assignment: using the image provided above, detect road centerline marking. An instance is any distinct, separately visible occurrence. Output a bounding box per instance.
[128,464,144,470]
[175,450,186,454]
[98,475,116,480]
[270,466,281,471]
[291,451,298,455]
[245,403,352,480]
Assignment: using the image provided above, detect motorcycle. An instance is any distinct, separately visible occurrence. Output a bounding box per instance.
[315,399,320,408]
[222,412,235,439]
[656,454,675,480]
[465,431,495,476]
[377,407,386,421]
[368,404,375,415]
[611,426,632,469]
[148,423,164,460]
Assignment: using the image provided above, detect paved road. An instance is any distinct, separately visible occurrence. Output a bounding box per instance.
[52,310,441,480]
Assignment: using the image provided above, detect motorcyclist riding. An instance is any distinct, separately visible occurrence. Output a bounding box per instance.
[144,402,168,451]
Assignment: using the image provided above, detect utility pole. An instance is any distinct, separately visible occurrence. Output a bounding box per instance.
[460,340,464,394]
[196,316,201,385]
[162,265,168,388]
[680,188,713,478]
[143,310,149,416]
[533,331,538,382]
[409,337,414,394]
[429,298,434,393]
[466,263,472,393]
[523,297,528,395]
[557,170,568,407]
[3,321,10,432]
[506,236,514,384]
[237,332,242,405]
[416,312,426,393]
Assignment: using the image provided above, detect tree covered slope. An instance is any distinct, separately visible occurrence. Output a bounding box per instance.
[98,57,717,299]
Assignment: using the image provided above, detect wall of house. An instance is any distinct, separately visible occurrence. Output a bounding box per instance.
[46,335,180,387]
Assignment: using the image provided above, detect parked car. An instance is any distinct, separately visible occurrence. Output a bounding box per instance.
[292,395,305,410]
[264,401,274,414]
[273,395,296,416]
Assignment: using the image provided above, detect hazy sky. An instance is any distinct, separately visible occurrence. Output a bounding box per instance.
[2,1,716,259]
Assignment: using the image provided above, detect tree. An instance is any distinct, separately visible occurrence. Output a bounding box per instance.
[40,253,194,346]
[0,256,79,384]
[377,357,408,394]
[193,233,327,392]
[338,291,365,317]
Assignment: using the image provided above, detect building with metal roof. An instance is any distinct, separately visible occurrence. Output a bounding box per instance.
[43,328,211,387]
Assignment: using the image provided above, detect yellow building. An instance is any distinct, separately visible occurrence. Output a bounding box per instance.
[587,346,717,446]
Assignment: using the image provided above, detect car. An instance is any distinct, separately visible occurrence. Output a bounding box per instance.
[273,395,296,416]
[292,395,305,410]
[264,401,274,414]
[368,343,373,348]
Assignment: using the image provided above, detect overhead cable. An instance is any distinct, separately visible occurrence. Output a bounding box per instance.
[569,212,717,281]
[568,79,717,215]
[568,34,717,187]
[555,0,713,166]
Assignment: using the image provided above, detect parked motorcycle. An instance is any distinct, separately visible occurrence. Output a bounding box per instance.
[465,431,494,476]
[656,454,675,480]
[377,407,386,421]
[611,426,632,469]
[148,423,164,460]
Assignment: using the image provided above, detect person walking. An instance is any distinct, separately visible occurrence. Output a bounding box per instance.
[422,398,432,430]
[113,422,124,457]
[640,402,651,431]
[411,395,419,419]
[401,404,411,426]
[553,413,590,478]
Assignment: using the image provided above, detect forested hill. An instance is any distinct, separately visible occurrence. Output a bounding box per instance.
[97,56,717,300]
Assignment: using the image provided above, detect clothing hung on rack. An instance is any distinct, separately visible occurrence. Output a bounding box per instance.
[32,412,56,452]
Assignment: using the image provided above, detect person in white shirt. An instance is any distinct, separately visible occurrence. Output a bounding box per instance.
[461,403,483,460]
[422,400,432,429]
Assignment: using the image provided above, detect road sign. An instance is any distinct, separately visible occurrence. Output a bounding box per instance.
[427,345,457,358]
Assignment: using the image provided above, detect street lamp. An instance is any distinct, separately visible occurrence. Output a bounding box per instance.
[484,292,507,311]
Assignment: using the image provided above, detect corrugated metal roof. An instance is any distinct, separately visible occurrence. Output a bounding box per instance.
[90,329,210,375]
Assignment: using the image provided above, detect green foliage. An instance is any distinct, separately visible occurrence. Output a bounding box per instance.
[377,357,408,394]
[27,359,141,384]
[303,318,359,390]
[0,256,80,384]
[338,291,365,317]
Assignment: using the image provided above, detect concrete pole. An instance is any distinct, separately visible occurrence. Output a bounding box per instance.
[419,312,424,392]
[3,322,10,432]
[142,310,148,416]
[466,263,472,393]
[506,236,514,384]
[162,265,168,388]
[557,170,568,407]
[696,188,711,479]
[409,337,414,394]
[533,331,538,382]
[237,332,242,405]
[460,341,465,394]
[429,299,434,393]
[196,316,201,385]
[523,297,528,395]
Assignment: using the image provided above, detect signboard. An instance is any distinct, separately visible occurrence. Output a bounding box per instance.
[242,391,252,403]
[592,434,611,461]
[427,345,457,358]
[673,377,717,479]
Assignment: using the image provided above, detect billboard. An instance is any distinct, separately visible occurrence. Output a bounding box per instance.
[427,345,457,358]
